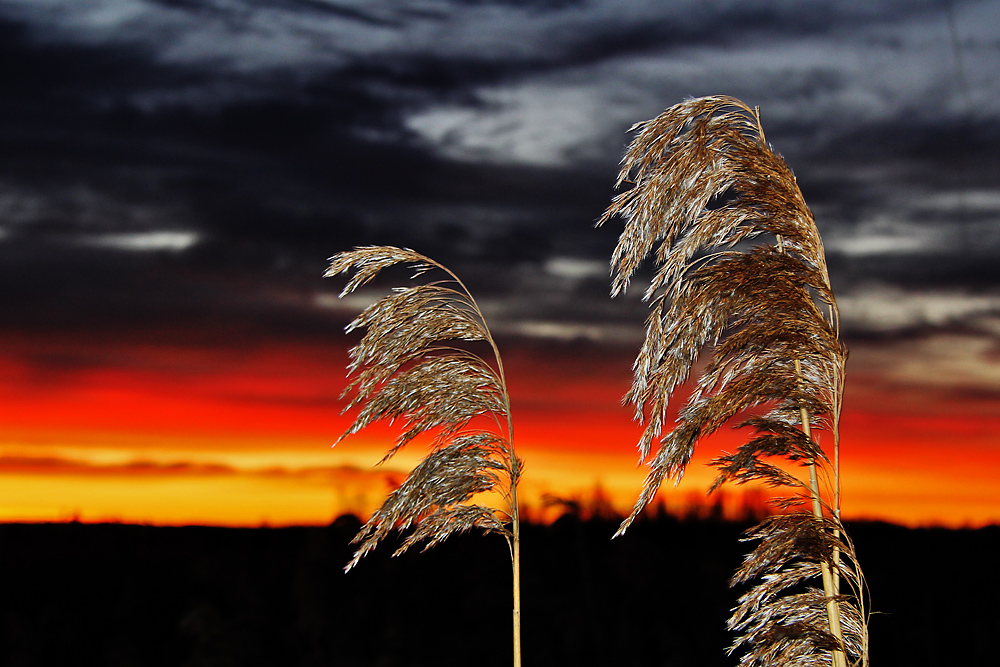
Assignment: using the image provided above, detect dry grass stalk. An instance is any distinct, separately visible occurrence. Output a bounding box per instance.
[599,96,868,666]
[325,246,523,666]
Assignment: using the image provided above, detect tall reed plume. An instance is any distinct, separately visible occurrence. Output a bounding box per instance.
[325,246,523,666]
[599,96,868,667]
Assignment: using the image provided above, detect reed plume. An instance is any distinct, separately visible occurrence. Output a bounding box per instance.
[325,246,523,666]
[599,96,868,667]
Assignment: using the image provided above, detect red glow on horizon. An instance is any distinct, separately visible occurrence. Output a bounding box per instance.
[0,336,998,528]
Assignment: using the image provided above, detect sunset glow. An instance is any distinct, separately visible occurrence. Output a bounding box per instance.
[2,336,997,528]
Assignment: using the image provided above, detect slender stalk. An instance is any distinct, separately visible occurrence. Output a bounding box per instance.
[832,367,842,600]
[779,233,846,664]
[822,246,845,602]
[480,291,521,667]
[512,485,521,667]
[505,414,521,667]
[796,359,847,667]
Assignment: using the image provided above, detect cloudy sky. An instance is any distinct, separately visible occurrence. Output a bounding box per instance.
[1,0,999,526]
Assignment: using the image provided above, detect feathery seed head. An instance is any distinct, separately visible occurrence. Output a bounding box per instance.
[326,247,518,571]
[602,97,865,666]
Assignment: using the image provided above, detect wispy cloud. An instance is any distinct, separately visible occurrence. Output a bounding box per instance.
[0,455,234,476]
[78,230,201,252]
[495,320,640,344]
[824,219,954,256]
[838,285,1000,332]
[846,332,1000,412]
[543,256,607,280]
[0,452,398,483]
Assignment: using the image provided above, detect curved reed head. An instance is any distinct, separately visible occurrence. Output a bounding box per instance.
[600,97,867,666]
[326,246,519,571]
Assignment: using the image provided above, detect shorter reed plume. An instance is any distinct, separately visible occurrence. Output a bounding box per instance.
[599,96,868,667]
[325,246,523,666]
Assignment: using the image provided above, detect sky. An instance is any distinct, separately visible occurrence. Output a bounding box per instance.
[1,0,999,527]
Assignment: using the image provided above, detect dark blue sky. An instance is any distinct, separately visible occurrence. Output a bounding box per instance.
[2,0,999,388]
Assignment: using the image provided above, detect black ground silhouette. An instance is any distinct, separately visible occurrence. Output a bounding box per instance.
[0,515,996,666]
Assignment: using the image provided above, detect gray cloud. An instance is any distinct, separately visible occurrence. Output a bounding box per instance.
[1,0,998,349]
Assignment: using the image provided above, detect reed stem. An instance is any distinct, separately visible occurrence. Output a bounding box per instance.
[512,494,521,667]
[488,324,521,667]
[796,359,847,667]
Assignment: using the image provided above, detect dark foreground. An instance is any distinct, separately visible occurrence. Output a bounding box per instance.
[0,516,996,666]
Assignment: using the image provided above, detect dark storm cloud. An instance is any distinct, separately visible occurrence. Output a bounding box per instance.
[1,0,999,348]
[0,0,619,341]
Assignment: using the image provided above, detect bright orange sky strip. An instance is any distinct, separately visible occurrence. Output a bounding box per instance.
[1,336,998,527]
